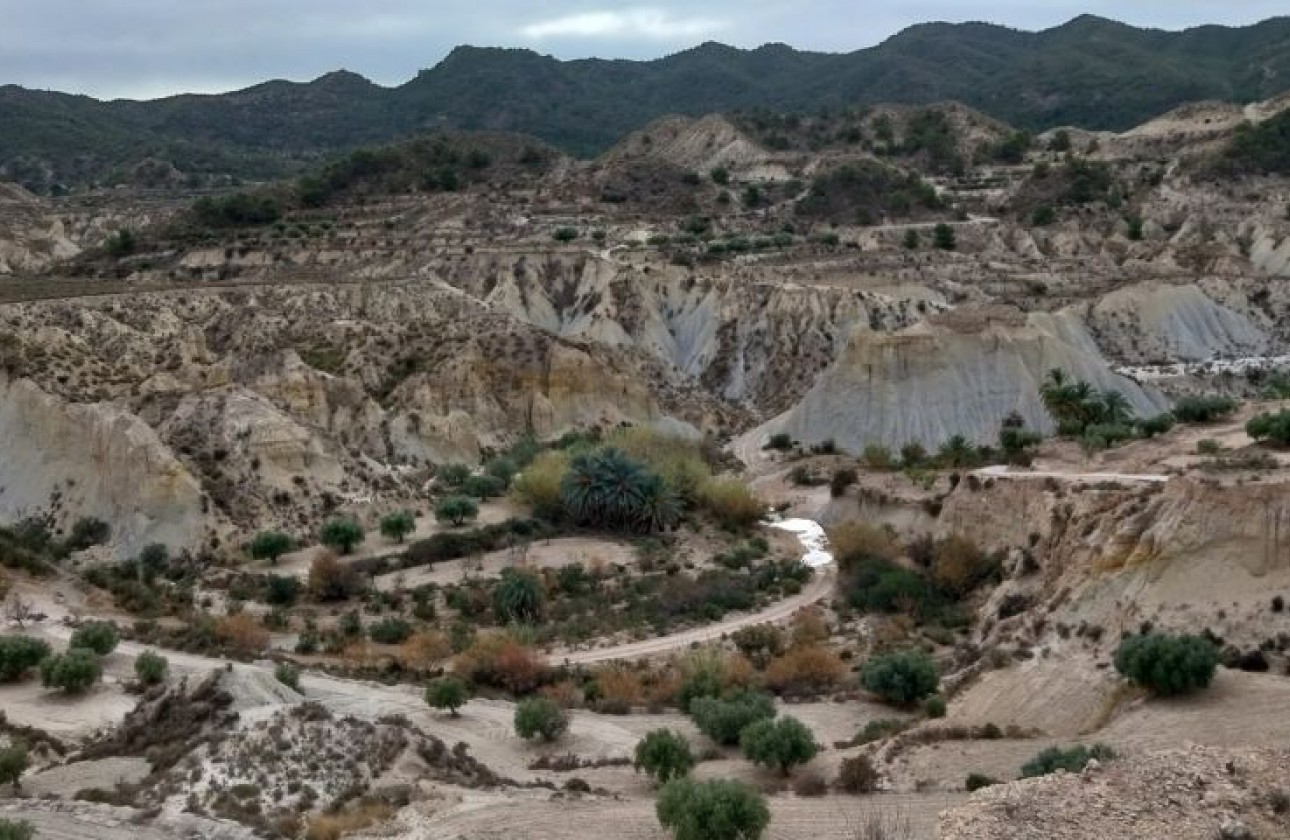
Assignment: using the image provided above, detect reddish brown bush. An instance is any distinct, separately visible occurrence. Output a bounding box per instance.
[763,645,846,694]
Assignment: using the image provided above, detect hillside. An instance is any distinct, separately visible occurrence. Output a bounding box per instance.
[5,15,1290,192]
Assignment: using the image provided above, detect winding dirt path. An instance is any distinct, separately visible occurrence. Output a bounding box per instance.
[972,465,1169,484]
[553,564,835,665]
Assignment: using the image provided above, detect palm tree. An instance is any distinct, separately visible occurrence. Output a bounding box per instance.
[494,569,544,623]
[1098,390,1133,425]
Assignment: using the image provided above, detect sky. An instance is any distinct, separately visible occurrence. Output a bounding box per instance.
[2,1,1287,100]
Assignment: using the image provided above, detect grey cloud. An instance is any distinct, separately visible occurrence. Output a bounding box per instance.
[1,0,1286,99]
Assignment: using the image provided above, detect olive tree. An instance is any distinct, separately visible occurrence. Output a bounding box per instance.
[634,729,695,784]
[656,778,770,840]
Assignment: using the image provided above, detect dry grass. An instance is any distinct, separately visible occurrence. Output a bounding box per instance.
[304,800,394,840]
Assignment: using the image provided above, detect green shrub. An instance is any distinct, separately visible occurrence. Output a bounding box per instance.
[689,691,775,746]
[40,648,102,694]
[264,574,303,607]
[134,650,168,686]
[250,531,293,563]
[965,772,999,791]
[1113,633,1219,696]
[933,223,957,250]
[274,662,301,692]
[69,621,119,655]
[369,617,413,645]
[764,433,793,451]
[861,650,939,706]
[514,696,568,741]
[656,778,769,840]
[0,819,34,840]
[1247,410,1290,446]
[634,729,696,783]
[435,495,480,527]
[1020,744,1114,778]
[493,568,544,623]
[1172,395,1237,424]
[553,226,579,242]
[560,448,679,533]
[924,695,947,718]
[0,636,51,682]
[0,743,27,790]
[1031,204,1056,226]
[1137,413,1175,437]
[319,518,365,554]
[462,474,507,500]
[739,716,818,776]
[437,463,472,487]
[424,676,470,716]
[379,511,416,543]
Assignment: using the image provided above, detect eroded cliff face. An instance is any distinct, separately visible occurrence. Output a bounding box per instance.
[763,308,1168,452]
[0,376,208,556]
[938,470,1290,657]
[0,281,744,543]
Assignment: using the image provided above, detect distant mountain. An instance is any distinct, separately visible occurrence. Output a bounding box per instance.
[4,15,1290,192]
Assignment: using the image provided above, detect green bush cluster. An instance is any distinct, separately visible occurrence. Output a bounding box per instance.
[1114,633,1219,696]
[1247,410,1290,445]
[1020,744,1114,778]
[860,650,940,706]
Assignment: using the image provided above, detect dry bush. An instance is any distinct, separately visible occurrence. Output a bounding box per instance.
[837,755,880,794]
[697,479,764,530]
[454,634,544,693]
[540,679,583,708]
[307,551,363,602]
[305,799,394,840]
[397,631,451,671]
[790,606,830,647]
[215,612,269,654]
[929,534,991,595]
[794,771,829,797]
[608,427,712,503]
[763,644,847,694]
[829,522,898,568]
[644,671,683,709]
[510,450,569,519]
[594,666,644,711]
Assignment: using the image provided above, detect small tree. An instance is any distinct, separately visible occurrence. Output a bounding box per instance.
[425,676,471,716]
[275,662,301,692]
[379,511,416,543]
[933,223,957,250]
[0,819,34,840]
[689,691,775,746]
[250,531,293,564]
[0,636,51,682]
[553,226,579,242]
[69,621,119,655]
[514,696,568,742]
[437,463,472,487]
[902,229,920,249]
[1114,633,1219,696]
[0,743,27,791]
[861,650,939,706]
[134,650,168,686]
[739,716,818,776]
[656,778,769,840]
[264,574,303,606]
[435,495,480,527]
[40,648,102,694]
[634,729,696,784]
[319,518,364,554]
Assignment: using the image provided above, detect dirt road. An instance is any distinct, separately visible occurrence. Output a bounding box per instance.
[972,465,1169,483]
[554,564,836,665]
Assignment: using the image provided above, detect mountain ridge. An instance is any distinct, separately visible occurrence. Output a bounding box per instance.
[4,14,1290,192]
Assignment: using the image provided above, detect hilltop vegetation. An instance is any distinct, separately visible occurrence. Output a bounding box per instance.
[6,15,1290,191]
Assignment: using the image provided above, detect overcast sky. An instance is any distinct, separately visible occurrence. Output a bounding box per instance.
[2,1,1287,100]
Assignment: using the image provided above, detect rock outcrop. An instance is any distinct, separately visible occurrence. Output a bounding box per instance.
[0,376,207,556]
[763,307,1167,452]
[939,745,1290,840]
